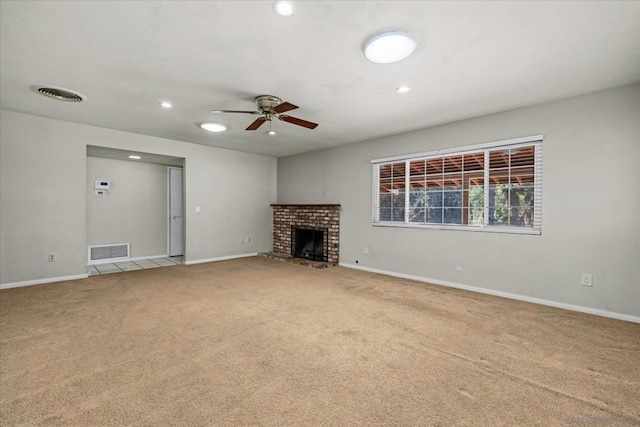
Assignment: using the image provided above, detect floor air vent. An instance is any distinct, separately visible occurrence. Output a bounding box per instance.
[88,243,130,264]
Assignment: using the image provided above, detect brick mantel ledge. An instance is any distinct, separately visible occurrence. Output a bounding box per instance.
[270,204,341,207]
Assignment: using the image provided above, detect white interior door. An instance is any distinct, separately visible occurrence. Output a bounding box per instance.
[169,167,184,257]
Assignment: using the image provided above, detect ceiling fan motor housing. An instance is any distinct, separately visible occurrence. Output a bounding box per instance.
[255,95,283,113]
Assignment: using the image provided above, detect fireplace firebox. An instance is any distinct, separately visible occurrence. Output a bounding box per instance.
[292,226,328,262]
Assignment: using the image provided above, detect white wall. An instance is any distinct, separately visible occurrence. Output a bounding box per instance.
[87,156,169,259]
[277,84,640,317]
[0,110,277,284]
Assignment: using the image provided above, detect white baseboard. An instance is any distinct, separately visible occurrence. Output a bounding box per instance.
[88,254,169,266]
[339,263,640,324]
[0,273,89,290]
[185,253,257,266]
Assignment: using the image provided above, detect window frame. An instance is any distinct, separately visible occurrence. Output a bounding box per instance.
[372,134,543,235]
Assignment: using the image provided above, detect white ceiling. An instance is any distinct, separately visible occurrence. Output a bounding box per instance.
[1,1,638,158]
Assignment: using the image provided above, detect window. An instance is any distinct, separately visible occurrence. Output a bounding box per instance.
[372,135,543,234]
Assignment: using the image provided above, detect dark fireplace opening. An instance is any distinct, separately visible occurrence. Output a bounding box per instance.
[292,226,328,262]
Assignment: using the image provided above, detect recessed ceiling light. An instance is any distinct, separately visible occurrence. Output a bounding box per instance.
[200,123,227,132]
[268,130,277,136]
[159,101,172,108]
[128,155,142,160]
[364,30,416,64]
[274,1,294,16]
[396,86,411,93]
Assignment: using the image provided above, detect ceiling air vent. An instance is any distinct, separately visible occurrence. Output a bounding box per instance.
[35,86,86,102]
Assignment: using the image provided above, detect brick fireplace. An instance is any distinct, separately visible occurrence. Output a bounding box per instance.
[270,204,340,264]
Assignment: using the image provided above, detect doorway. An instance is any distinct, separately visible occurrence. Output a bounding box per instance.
[168,167,184,257]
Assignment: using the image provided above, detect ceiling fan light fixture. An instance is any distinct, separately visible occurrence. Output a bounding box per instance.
[274,1,294,16]
[200,122,227,133]
[364,30,416,64]
[268,130,277,136]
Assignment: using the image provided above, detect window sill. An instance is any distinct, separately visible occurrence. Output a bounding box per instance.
[372,221,541,235]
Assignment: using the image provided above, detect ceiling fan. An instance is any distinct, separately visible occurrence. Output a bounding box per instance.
[211,95,318,131]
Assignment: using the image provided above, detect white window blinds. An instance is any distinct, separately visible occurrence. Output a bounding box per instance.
[372,135,543,234]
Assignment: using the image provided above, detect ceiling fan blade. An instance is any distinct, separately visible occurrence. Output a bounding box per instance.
[273,102,298,114]
[211,109,260,114]
[246,117,267,130]
[279,115,318,129]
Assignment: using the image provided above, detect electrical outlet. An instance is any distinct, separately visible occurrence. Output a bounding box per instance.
[48,254,55,262]
[581,273,593,287]
[363,247,369,255]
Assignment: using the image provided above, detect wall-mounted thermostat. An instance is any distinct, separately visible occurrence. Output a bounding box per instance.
[95,180,110,190]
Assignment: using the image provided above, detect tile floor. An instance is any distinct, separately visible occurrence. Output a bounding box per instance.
[87,256,184,276]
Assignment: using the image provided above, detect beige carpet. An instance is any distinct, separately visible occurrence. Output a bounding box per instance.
[1,257,638,426]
